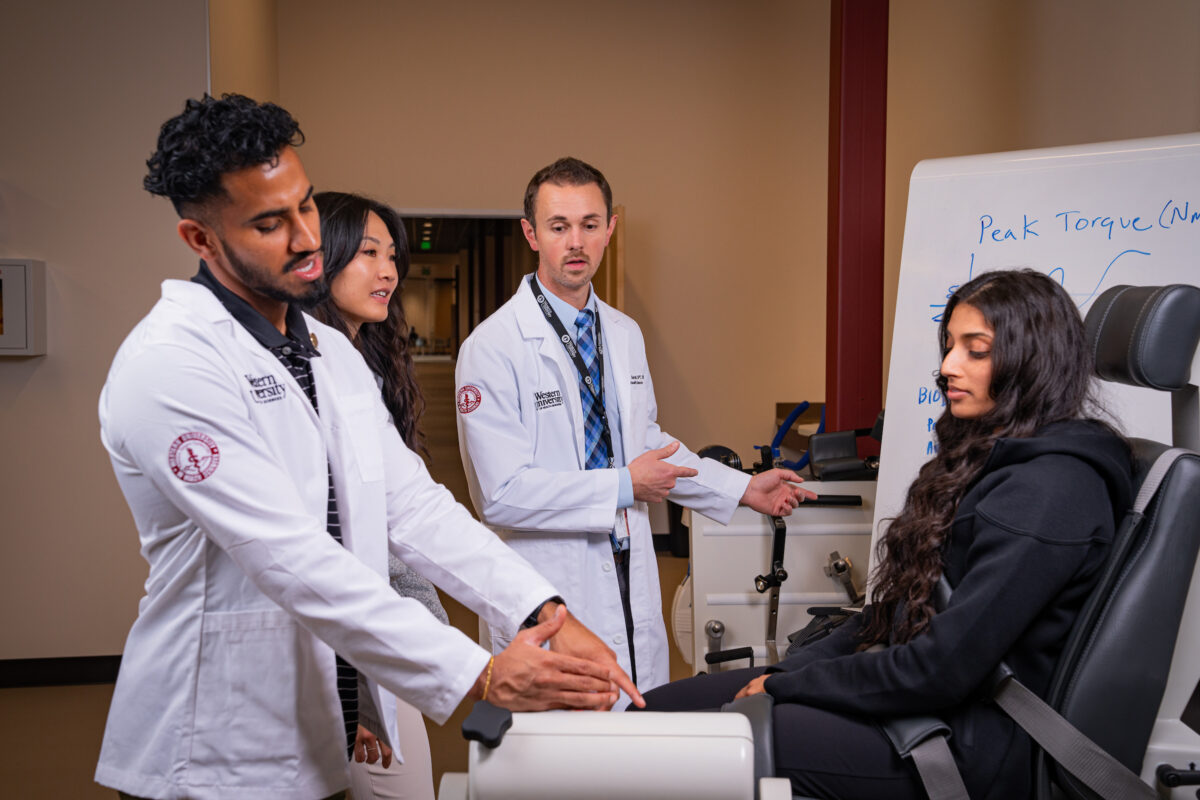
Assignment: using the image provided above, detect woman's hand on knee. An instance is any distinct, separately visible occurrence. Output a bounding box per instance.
[734,674,770,699]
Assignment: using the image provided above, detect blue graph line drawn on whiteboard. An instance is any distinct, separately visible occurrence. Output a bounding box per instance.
[928,249,1151,322]
[1069,249,1152,309]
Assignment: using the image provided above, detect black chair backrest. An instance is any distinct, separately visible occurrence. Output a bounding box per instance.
[1036,284,1200,799]
[1085,284,1200,392]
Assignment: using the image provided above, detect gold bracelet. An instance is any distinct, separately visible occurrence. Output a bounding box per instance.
[481,656,495,702]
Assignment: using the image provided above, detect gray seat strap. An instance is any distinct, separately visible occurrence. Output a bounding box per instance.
[907,735,971,800]
[1135,447,1187,513]
[993,678,1155,799]
[905,677,1156,800]
[901,447,1187,800]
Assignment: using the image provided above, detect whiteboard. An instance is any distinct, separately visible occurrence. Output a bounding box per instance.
[874,133,1200,553]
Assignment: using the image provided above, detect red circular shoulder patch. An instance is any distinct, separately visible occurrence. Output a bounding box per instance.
[457,385,482,414]
[168,432,220,483]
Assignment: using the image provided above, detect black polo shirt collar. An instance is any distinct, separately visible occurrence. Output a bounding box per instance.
[191,261,320,357]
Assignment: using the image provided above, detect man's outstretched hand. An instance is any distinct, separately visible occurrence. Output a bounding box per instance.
[543,602,644,708]
[740,468,817,516]
[471,605,644,711]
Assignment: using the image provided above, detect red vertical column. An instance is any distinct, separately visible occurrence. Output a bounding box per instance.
[826,0,888,443]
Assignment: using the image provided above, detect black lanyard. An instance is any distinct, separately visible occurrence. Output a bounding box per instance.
[528,277,615,468]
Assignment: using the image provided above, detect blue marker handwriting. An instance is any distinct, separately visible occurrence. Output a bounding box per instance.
[1054,210,1151,239]
[915,197,1196,417]
[979,214,1039,243]
[979,200,1198,246]
[1160,199,1200,229]
[917,386,944,407]
[929,249,1151,322]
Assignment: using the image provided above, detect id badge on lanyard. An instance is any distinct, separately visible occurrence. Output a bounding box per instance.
[528,277,616,468]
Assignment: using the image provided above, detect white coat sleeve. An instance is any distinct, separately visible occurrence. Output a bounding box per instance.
[102,343,519,724]
[369,397,561,633]
[456,329,620,533]
[631,334,750,525]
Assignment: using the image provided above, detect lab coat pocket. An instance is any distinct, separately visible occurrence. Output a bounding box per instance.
[189,609,315,785]
[338,392,385,483]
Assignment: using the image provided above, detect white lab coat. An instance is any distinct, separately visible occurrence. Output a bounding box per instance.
[455,279,750,704]
[95,280,557,800]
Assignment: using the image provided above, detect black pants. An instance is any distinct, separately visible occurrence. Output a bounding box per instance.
[640,668,926,800]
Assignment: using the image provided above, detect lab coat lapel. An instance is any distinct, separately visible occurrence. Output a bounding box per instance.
[599,303,634,459]
[515,286,588,465]
[180,281,323,431]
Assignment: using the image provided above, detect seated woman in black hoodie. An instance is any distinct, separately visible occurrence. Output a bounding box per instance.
[641,269,1133,800]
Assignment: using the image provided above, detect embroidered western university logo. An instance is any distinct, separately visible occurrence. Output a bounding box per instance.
[245,373,286,403]
[534,389,563,411]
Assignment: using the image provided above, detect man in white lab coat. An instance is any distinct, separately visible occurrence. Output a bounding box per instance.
[455,157,811,707]
[96,97,638,800]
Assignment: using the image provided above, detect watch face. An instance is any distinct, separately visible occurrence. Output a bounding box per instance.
[525,597,563,628]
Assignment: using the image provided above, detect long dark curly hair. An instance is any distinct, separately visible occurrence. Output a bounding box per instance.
[860,269,1103,647]
[144,94,303,215]
[310,192,427,457]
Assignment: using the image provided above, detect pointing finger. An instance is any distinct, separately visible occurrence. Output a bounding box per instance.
[608,664,644,708]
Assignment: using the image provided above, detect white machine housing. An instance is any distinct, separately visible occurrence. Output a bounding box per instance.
[436,710,792,800]
[683,480,877,670]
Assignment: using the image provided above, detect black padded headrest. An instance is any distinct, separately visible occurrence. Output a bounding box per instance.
[1084,284,1200,391]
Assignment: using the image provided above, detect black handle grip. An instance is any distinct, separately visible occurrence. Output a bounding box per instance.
[1158,763,1200,787]
[800,494,863,507]
[705,646,756,667]
[462,700,513,749]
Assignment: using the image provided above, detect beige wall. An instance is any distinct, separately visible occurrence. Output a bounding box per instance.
[884,0,1200,388]
[276,0,833,467]
[0,0,209,657]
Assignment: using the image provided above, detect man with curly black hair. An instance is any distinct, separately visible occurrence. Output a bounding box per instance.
[96,94,639,800]
[144,93,327,320]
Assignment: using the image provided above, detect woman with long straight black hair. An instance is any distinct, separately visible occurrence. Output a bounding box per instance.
[311,191,443,800]
[642,269,1134,799]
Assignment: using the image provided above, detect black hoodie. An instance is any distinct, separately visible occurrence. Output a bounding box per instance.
[763,419,1133,798]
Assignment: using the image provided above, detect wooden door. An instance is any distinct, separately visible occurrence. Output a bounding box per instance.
[593,203,625,312]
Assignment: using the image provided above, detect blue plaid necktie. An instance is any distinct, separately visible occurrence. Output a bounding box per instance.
[575,309,609,470]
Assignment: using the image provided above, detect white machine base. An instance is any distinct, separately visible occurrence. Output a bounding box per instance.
[434,710,792,800]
